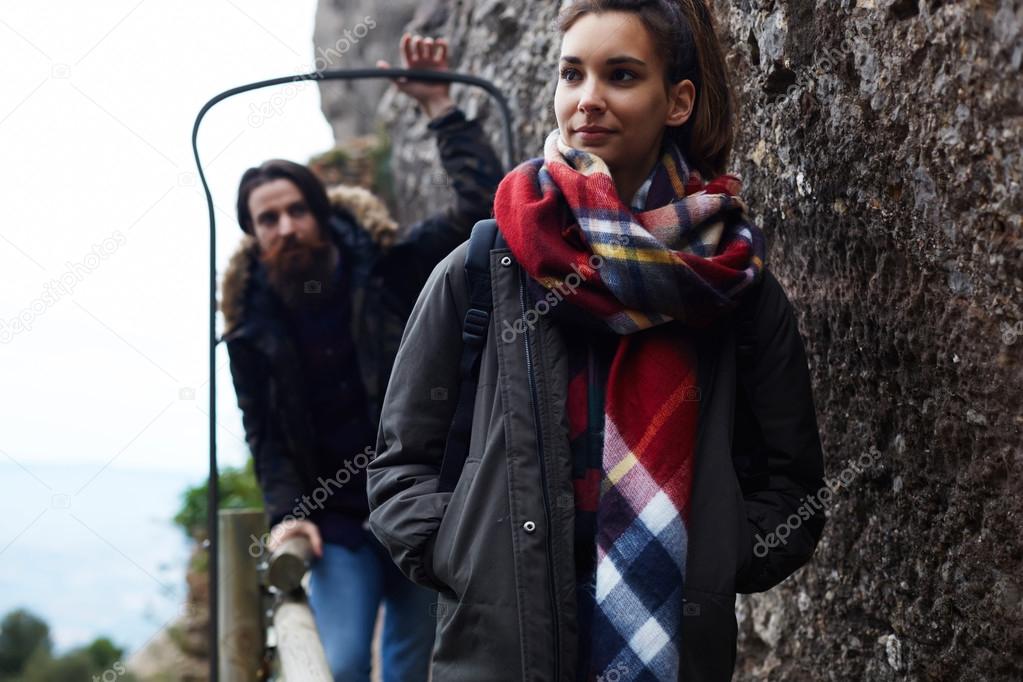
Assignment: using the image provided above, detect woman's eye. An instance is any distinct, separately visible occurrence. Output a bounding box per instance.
[612,69,637,82]
[559,67,580,82]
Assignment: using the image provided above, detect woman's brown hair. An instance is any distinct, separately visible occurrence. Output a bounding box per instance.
[557,0,736,178]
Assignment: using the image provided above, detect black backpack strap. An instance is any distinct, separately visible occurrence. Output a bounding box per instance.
[734,281,759,375]
[437,219,500,493]
[731,277,769,494]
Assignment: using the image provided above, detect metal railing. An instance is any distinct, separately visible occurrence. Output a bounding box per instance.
[193,67,515,680]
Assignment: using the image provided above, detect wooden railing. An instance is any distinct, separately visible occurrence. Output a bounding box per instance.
[266,536,332,681]
[217,510,331,681]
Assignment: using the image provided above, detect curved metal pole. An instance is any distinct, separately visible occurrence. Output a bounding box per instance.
[190,67,515,682]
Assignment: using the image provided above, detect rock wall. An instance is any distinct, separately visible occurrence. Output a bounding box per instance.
[315,1,1023,679]
[718,2,1022,679]
[313,0,421,142]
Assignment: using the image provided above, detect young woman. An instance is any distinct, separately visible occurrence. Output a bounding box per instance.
[367,2,827,680]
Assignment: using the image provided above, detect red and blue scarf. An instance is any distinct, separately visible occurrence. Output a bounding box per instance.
[494,130,766,681]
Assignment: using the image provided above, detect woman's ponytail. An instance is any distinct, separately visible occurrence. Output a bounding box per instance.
[671,0,736,177]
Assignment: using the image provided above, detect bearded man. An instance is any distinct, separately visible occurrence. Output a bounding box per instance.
[220,34,502,682]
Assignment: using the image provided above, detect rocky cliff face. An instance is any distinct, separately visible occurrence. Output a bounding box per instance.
[315,1,1023,679]
[717,3,1022,679]
[313,0,421,142]
[126,544,210,681]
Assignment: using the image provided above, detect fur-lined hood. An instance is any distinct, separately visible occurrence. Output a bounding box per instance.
[220,184,397,336]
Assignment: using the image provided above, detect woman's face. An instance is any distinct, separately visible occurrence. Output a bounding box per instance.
[555,11,694,187]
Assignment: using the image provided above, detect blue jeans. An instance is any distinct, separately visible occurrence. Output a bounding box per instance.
[308,538,437,682]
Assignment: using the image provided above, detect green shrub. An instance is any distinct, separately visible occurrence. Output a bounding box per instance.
[0,610,135,682]
[173,457,263,540]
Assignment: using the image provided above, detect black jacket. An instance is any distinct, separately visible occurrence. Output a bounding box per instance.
[366,234,827,680]
[221,108,503,527]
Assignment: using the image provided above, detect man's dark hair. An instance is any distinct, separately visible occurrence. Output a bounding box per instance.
[236,159,332,235]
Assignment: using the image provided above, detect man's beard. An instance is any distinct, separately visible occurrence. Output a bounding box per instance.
[259,232,339,312]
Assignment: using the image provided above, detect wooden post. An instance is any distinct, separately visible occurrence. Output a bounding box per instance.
[273,592,333,681]
[217,509,266,682]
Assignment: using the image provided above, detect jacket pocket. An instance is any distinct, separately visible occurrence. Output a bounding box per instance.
[430,457,482,593]
[680,587,739,681]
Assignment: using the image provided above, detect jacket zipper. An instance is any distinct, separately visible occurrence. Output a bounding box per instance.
[518,269,562,682]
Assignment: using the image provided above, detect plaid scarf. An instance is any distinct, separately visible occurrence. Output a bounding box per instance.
[494,130,765,682]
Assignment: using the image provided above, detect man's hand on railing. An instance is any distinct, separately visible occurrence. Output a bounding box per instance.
[269,519,323,559]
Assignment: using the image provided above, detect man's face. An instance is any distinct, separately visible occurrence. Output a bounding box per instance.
[247,178,336,311]
[248,178,321,252]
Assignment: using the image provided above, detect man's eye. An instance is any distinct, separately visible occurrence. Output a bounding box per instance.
[559,67,580,82]
[257,213,278,227]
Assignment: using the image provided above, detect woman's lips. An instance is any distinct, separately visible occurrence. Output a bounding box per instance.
[575,127,615,143]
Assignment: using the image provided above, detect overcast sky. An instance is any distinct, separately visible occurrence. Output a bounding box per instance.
[0,0,339,651]
[1,1,334,474]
